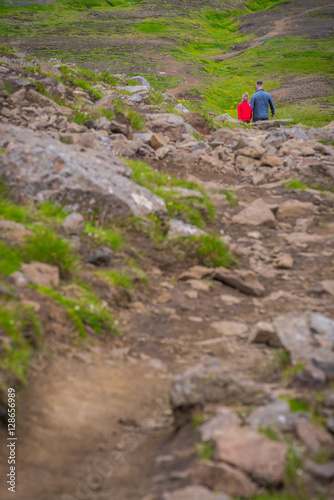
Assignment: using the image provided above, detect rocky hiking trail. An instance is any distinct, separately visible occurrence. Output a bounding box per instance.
[0,49,334,500]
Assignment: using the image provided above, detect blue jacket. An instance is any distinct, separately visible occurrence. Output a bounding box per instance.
[250,89,275,121]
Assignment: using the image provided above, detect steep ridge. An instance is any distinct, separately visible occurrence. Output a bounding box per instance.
[0,33,334,500]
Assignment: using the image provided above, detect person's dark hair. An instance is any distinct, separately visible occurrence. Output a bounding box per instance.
[256,81,263,86]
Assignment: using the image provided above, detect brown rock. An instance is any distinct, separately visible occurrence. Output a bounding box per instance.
[261,155,284,168]
[274,253,294,269]
[162,486,229,500]
[232,198,275,228]
[156,292,173,304]
[20,262,60,288]
[235,155,261,170]
[0,219,31,245]
[26,89,72,116]
[214,268,265,297]
[9,88,26,105]
[277,200,316,219]
[296,421,334,453]
[211,321,248,339]
[192,461,259,498]
[179,266,214,281]
[235,145,265,159]
[213,426,286,486]
[61,212,85,236]
[150,132,168,150]
[248,321,282,347]
[40,62,61,78]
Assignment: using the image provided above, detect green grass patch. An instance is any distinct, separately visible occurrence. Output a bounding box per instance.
[284,179,309,190]
[0,241,22,276]
[127,160,215,228]
[85,222,124,250]
[37,285,118,338]
[114,99,145,130]
[171,234,236,268]
[196,442,214,461]
[97,269,134,289]
[260,426,280,442]
[22,225,77,278]
[0,302,42,384]
[214,188,239,207]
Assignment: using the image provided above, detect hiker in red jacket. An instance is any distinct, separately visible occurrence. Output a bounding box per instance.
[237,92,252,123]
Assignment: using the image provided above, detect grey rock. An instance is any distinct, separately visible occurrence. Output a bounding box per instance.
[199,408,241,441]
[252,119,293,130]
[214,268,266,297]
[263,130,288,148]
[117,85,149,95]
[130,75,151,87]
[145,113,186,141]
[273,311,334,367]
[323,392,334,408]
[162,486,230,500]
[109,120,128,136]
[247,400,295,432]
[170,360,272,410]
[232,198,275,227]
[0,124,166,218]
[87,247,112,266]
[134,131,153,143]
[128,93,143,103]
[95,116,111,131]
[174,103,190,113]
[61,212,85,236]
[326,417,334,434]
[168,219,206,239]
[305,460,334,480]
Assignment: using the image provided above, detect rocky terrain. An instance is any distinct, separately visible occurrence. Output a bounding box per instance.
[0,47,334,500]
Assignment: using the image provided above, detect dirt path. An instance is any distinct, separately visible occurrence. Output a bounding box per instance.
[205,5,328,62]
[148,54,202,96]
[1,176,334,499]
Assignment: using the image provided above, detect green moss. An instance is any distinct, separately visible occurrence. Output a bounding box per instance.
[22,225,77,278]
[0,303,42,384]
[97,269,134,289]
[84,223,124,250]
[127,160,216,228]
[37,285,118,337]
[196,442,214,461]
[284,179,309,190]
[191,412,204,431]
[260,426,280,441]
[0,241,22,276]
[170,234,235,268]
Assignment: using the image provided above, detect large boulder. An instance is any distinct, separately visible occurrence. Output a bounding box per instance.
[145,113,187,141]
[213,426,287,486]
[170,361,273,415]
[273,311,334,369]
[0,124,166,218]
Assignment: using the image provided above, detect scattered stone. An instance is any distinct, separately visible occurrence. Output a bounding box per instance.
[20,262,59,288]
[292,362,326,388]
[156,292,173,304]
[184,290,198,299]
[232,198,275,228]
[61,212,85,236]
[296,421,334,453]
[273,311,334,366]
[0,219,31,245]
[174,103,190,114]
[214,268,266,297]
[274,253,294,269]
[261,155,284,168]
[247,400,295,432]
[211,321,248,339]
[326,417,334,434]
[219,294,243,305]
[188,316,203,322]
[188,280,210,292]
[130,75,151,87]
[0,284,15,298]
[87,247,112,266]
[162,486,230,500]
[305,460,334,480]
[109,120,128,136]
[249,321,282,347]
[10,271,30,287]
[235,145,265,159]
[199,408,241,442]
[312,280,334,297]
[168,220,206,239]
[323,392,334,408]
[179,266,214,281]
[192,461,259,498]
[150,133,168,150]
[213,426,287,486]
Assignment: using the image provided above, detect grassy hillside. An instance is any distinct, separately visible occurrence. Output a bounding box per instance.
[0,0,333,124]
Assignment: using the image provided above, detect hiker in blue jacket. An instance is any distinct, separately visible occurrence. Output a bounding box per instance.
[250,81,275,122]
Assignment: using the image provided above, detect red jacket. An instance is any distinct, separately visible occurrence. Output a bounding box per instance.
[238,101,252,122]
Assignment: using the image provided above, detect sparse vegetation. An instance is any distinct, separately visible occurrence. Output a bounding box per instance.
[196,442,215,461]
